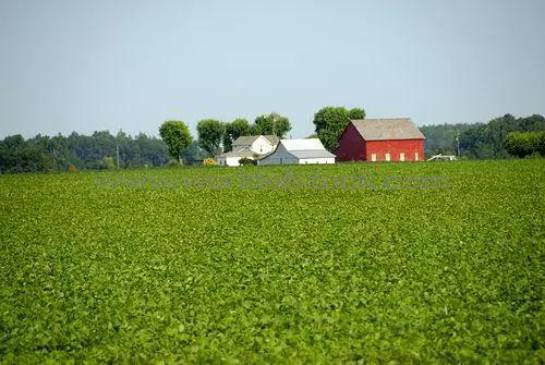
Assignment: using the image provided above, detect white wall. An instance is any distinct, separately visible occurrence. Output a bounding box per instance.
[250,136,276,155]
[218,156,243,167]
[298,158,335,164]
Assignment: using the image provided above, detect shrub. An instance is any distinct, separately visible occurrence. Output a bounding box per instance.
[239,157,257,166]
[67,164,78,173]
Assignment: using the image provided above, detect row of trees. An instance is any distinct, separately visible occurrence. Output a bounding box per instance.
[159,106,366,163]
[421,114,545,158]
[158,113,292,162]
[0,131,182,173]
[197,113,292,155]
[2,109,543,173]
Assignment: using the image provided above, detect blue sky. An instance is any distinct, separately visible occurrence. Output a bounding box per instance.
[1,0,544,138]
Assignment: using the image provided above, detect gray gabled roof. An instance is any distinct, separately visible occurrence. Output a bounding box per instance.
[232,135,280,146]
[351,118,425,141]
[232,135,261,146]
[263,135,280,145]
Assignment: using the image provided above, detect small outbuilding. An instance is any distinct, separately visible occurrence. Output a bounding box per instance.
[258,138,335,165]
[217,147,256,167]
[336,118,425,162]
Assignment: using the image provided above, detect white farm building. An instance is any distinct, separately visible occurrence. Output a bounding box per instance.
[217,135,279,167]
[258,138,335,165]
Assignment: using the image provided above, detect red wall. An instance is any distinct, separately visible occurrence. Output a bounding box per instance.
[336,124,425,162]
[336,123,366,161]
[365,139,425,161]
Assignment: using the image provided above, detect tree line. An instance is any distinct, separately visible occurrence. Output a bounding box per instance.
[1,109,544,173]
[421,114,545,159]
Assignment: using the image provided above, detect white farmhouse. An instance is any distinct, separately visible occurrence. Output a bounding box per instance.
[258,138,335,165]
[217,135,279,167]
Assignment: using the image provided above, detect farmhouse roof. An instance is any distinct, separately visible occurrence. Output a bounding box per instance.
[351,118,425,141]
[232,135,279,146]
[232,135,260,146]
[263,135,280,145]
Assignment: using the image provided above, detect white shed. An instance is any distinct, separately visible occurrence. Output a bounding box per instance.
[217,147,255,167]
[258,139,335,165]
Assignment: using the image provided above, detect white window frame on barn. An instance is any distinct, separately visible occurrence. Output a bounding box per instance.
[371,153,377,162]
[400,152,405,161]
[385,153,391,162]
[415,152,419,161]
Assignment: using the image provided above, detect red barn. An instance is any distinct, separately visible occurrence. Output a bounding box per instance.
[336,118,425,162]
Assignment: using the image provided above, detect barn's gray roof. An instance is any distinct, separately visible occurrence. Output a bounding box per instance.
[289,150,336,159]
[351,118,425,141]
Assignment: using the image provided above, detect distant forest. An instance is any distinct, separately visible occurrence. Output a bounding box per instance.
[1,113,544,173]
[421,114,545,158]
[0,131,207,173]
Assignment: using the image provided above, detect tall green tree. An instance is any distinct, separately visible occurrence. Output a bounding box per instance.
[159,120,193,164]
[254,114,274,135]
[223,118,251,152]
[348,108,366,120]
[254,113,292,137]
[197,119,225,156]
[313,106,366,152]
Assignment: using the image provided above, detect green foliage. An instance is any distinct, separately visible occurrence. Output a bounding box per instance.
[223,118,252,152]
[420,123,470,156]
[103,156,116,169]
[165,159,181,168]
[180,141,209,165]
[313,106,366,152]
[239,157,257,166]
[254,113,292,137]
[505,131,545,158]
[422,114,545,159]
[197,119,225,156]
[159,120,193,163]
[1,160,544,363]
[348,107,366,120]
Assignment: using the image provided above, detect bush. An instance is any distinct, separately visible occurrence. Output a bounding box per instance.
[67,164,78,173]
[239,157,257,166]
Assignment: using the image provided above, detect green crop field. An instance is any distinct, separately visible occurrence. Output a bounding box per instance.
[1,160,545,363]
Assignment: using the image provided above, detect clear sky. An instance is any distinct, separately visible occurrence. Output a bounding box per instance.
[1,0,544,138]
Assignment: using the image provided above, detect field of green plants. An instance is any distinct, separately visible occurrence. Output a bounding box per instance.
[1,160,544,363]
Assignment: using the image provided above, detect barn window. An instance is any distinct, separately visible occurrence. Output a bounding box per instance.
[415,152,419,161]
[385,153,391,162]
[371,153,377,162]
[400,153,405,161]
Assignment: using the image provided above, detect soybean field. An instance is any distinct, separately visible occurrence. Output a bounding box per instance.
[1,160,544,363]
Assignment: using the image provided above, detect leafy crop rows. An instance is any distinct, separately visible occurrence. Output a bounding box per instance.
[1,160,544,363]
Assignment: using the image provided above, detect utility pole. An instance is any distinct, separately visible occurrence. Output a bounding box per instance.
[116,144,120,169]
[456,132,460,157]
